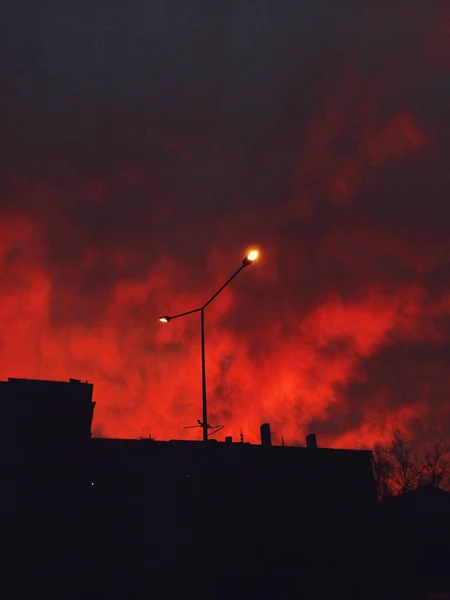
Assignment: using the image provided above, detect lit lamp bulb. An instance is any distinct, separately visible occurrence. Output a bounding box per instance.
[243,249,260,266]
[159,316,170,323]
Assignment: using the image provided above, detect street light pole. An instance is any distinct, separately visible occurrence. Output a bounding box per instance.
[201,308,208,441]
[159,249,259,442]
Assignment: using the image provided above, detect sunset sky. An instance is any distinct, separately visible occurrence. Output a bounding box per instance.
[1,1,449,447]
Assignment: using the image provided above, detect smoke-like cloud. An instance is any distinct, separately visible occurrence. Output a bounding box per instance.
[1,0,449,447]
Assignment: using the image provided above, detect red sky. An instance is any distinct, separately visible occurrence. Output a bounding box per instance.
[1,1,449,448]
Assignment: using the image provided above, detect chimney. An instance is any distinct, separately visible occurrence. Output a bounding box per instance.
[260,423,272,447]
[306,433,317,449]
[225,436,233,444]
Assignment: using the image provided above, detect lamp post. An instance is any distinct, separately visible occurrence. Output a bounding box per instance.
[159,249,259,442]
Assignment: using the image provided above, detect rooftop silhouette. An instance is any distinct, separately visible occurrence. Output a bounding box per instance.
[2,376,449,598]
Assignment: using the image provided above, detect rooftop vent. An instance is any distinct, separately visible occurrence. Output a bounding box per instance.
[306,433,317,449]
[260,423,272,447]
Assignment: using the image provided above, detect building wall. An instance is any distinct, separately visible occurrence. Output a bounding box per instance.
[1,377,378,596]
[0,377,95,468]
[87,439,377,576]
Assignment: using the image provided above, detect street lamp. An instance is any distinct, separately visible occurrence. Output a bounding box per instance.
[159,249,259,442]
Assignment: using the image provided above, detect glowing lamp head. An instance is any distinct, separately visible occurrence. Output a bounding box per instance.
[159,316,171,323]
[243,249,260,266]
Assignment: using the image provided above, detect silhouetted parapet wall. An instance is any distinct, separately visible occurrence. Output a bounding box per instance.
[88,436,378,524]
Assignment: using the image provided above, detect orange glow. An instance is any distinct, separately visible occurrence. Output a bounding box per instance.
[246,249,259,262]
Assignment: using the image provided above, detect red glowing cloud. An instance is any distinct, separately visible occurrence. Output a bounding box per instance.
[0,1,449,448]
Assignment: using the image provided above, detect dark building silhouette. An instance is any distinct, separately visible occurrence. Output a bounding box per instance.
[86,435,378,597]
[5,376,427,598]
[380,485,450,584]
[0,377,94,455]
[1,378,96,596]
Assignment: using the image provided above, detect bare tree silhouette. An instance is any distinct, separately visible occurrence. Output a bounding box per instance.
[372,443,394,500]
[373,431,450,499]
[419,441,450,489]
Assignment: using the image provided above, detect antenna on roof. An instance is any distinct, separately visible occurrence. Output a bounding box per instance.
[184,419,224,438]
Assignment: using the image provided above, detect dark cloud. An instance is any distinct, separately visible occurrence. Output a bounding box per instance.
[310,339,450,440]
